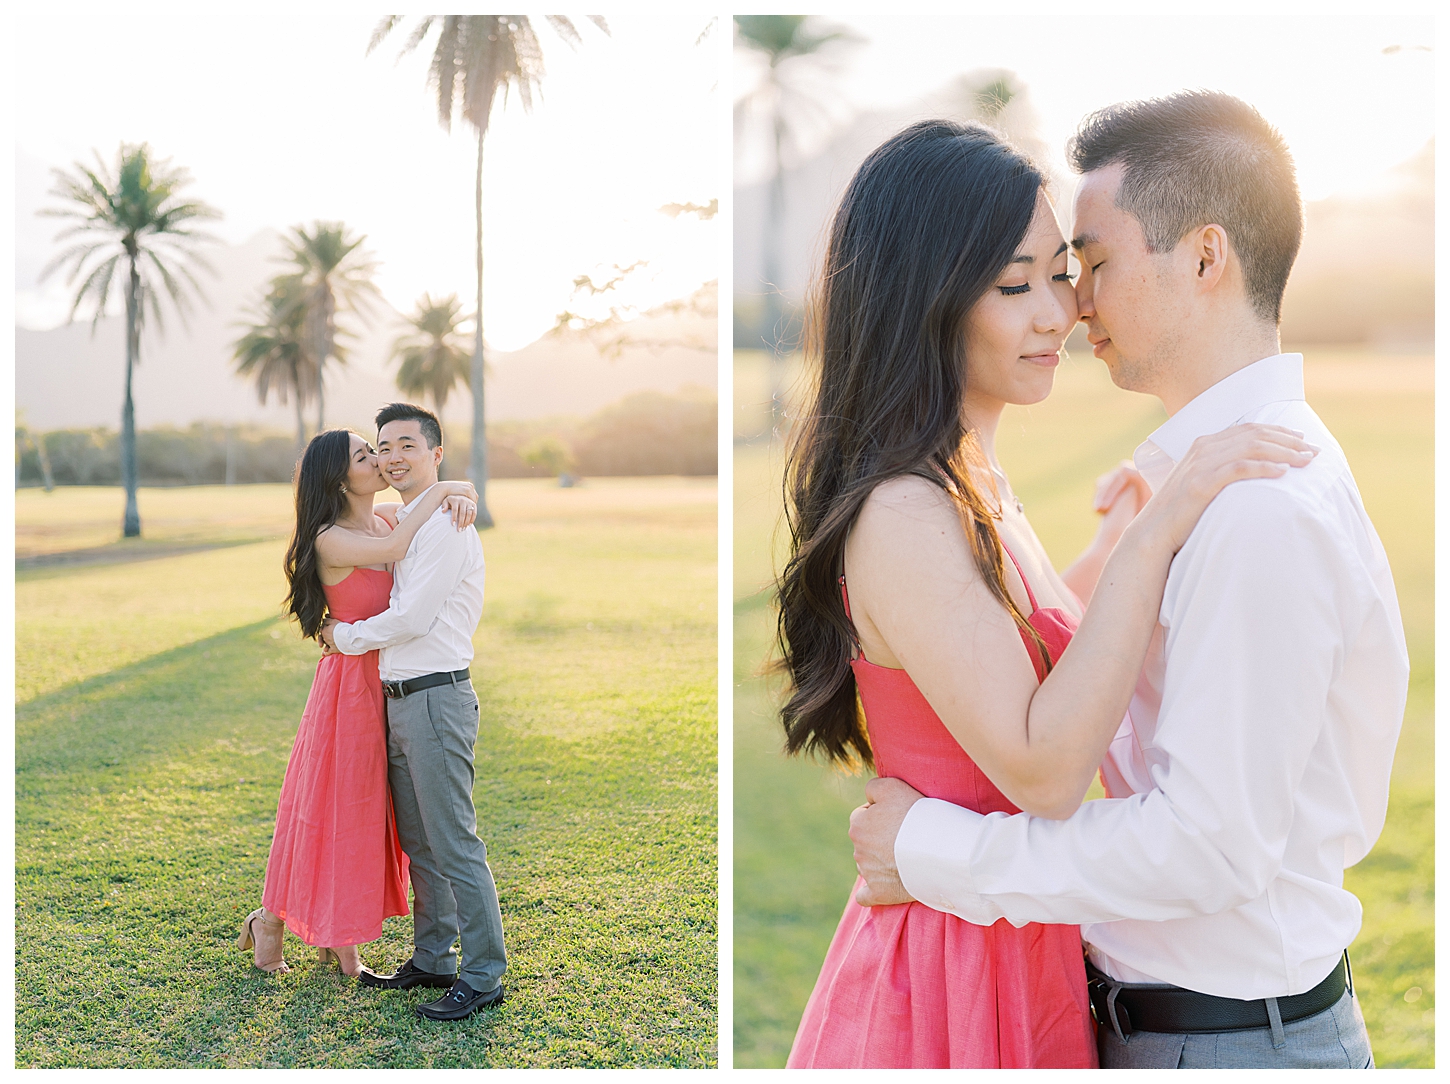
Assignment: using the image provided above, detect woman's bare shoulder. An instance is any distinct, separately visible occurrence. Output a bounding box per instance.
[850,472,983,595]
[856,473,958,534]
[311,521,345,554]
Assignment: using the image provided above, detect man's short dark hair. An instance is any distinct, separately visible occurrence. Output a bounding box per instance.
[375,402,443,449]
[1068,90,1302,322]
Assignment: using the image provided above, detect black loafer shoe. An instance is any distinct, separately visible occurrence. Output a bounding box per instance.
[357,957,457,991]
[416,979,505,1021]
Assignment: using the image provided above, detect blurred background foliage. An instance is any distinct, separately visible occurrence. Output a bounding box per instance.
[17,388,717,489]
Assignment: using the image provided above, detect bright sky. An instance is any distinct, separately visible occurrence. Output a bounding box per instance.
[734,4,1435,202]
[14,11,718,349]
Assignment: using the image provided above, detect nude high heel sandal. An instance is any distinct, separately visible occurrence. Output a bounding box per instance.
[319,945,363,977]
[238,907,290,974]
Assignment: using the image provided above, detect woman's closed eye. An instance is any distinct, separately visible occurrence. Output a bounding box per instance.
[998,282,1031,296]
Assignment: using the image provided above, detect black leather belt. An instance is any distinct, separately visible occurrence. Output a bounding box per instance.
[381,668,470,700]
[1086,953,1351,1039]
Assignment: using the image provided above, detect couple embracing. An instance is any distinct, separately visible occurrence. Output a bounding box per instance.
[779,92,1407,1068]
[238,402,507,1022]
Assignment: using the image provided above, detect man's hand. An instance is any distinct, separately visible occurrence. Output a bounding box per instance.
[849,776,925,907]
[319,617,339,654]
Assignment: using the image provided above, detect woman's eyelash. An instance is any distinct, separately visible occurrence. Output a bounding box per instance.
[998,283,1031,296]
[1053,272,1077,284]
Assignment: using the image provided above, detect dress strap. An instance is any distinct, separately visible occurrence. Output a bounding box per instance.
[1001,543,1039,613]
[838,574,863,657]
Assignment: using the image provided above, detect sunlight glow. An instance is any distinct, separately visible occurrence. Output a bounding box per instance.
[15,11,718,350]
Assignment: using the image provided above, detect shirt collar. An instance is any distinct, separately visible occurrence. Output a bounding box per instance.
[1133,353,1305,492]
[393,482,439,521]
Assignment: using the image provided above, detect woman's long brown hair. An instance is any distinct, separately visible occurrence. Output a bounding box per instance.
[283,429,353,639]
[774,120,1050,769]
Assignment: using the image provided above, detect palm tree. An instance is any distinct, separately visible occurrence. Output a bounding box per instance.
[388,292,472,475]
[734,16,856,420]
[39,143,220,536]
[368,14,609,528]
[283,221,381,433]
[232,274,322,455]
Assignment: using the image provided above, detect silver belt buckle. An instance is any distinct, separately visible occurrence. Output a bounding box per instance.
[383,680,404,699]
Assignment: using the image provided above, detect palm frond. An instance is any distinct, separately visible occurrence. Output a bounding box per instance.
[388,291,471,412]
[432,15,464,130]
[68,253,120,331]
[39,238,110,283]
[367,15,404,56]
[401,15,437,56]
[232,272,316,407]
[544,15,583,48]
[458,17,506,130]
[142,248,205,333]
[38,142,221,337]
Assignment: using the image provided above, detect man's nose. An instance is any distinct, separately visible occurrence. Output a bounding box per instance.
[1075,274,1095,323]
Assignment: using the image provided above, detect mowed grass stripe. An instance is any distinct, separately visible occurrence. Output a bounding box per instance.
[17,478,717,1068]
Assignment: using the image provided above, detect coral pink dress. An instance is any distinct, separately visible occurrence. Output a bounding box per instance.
[263,566,410,946]
[786,548,1098,1068]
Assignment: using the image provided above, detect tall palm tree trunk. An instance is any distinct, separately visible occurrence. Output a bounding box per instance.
[294,378,307,457]
[121,254,142,537]
[765,111,787,428]
[470,129,494,528]
[313,288,329,435]
[436,409,449,480]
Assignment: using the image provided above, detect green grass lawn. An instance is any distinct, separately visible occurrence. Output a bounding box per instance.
[733,347,1433,1068]
[16,477,718,1068]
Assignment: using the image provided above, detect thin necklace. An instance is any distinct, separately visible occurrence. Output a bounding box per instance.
[989,462,1024,515]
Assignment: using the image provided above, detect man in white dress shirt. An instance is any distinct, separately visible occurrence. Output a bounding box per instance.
[320,402,507,1021]
[849,92,1409,1067]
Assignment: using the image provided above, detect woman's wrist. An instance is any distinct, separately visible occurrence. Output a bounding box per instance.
[1113,511,1175,569]
[1083,522,1122,563]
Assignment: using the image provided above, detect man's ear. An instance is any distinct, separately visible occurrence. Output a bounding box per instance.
[433,444,444,467]
[1190,223,1230,290]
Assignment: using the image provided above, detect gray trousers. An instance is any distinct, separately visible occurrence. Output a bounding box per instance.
[385,678,507,992]
[1099,989,1373,1068]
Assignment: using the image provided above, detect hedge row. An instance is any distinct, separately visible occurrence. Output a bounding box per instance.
[16,389,717,486]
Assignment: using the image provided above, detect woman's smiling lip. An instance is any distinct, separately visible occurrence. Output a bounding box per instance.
[1022,351,1060,367]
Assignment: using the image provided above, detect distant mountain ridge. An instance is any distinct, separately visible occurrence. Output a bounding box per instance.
[15,229,717,432]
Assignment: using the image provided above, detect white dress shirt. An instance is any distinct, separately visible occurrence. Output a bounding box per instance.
[332,485,486,681]
[895,354,1409,999]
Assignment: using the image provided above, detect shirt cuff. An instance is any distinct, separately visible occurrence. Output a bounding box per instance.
[895,797,997,925]
[331,621,364,655]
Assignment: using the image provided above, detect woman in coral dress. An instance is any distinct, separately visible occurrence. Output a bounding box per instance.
[238,428,479,976]
[773,121,1315,1067]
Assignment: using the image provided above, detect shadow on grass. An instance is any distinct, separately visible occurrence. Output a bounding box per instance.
[17,536,278,577]
[17,616,306,786]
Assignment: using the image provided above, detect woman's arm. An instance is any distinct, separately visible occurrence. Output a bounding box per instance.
[847,423,1316,820]
[315,481,476,569]
[1059,464,1151,602]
